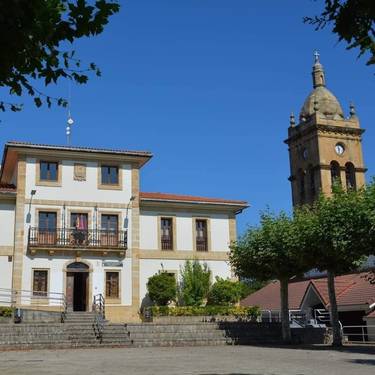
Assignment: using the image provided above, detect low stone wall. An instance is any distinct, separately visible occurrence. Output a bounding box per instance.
[151,315,255,324]
[20,309,62,323]
[149,317,326,345]
[0,317,12,324]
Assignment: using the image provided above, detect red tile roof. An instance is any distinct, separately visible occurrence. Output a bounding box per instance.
[140,192,248,207]
[5,141,152,157]
[241,272,375,310]
[240,280,310,310]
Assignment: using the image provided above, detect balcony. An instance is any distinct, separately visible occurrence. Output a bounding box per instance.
[28,227,127,256]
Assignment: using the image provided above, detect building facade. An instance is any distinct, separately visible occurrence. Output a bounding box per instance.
[285,54,366,206]
[0,142,247,322]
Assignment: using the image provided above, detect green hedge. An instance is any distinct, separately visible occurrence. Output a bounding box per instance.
[0,306,13,317]
[149,305,260,319]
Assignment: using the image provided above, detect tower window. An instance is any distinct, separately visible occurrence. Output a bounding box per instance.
[330,161,341,189]
[345,162,356,191]
[298,169,305,203]
[308,165,316,199]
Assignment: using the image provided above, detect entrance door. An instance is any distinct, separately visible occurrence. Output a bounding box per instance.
[66,262,89,311]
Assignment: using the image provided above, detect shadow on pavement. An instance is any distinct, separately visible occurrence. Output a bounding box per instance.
[239,343,375,355]
[346,359,375,366]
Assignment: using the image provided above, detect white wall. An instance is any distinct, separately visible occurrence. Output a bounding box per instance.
[25,158,133,204]
[0,203,15,246]
[0,256,12,290]
[21,255,132,306]
[139,258,232,304]
[139,210,231,251]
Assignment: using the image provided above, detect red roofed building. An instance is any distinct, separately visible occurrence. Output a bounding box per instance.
[241,272,375,330]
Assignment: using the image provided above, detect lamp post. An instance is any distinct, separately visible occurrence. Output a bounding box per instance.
[124,195,136,229]
[26,189,37,224]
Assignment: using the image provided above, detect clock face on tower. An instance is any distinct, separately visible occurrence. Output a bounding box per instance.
[335,143,345,156]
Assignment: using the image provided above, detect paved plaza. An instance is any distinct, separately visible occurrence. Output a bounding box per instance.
[0,345,374,375]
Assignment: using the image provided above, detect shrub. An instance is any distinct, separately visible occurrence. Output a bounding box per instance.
[179,260,211,306]
[147,272,177,306]
[0,306,13,317]
[207,277,250,306]
[149,305,260,320]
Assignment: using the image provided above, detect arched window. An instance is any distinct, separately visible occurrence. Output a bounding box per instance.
[298,169,305,202]
[308,165,316,199]
[330,161,341,189]
[345,162,356,190]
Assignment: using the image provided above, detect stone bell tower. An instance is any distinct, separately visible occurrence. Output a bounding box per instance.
[285,52,366,206]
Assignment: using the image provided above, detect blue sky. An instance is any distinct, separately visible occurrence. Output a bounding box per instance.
[1,0,374,234]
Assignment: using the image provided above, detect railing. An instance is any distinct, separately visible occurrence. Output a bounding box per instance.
[92,294,105,342]
[28,227,127,250]
[161,236,173,250]
[342,325,375,343]
[0,288,67,322]
[196,238,208,251]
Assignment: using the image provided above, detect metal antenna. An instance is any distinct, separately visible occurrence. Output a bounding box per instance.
[66,80,74,145]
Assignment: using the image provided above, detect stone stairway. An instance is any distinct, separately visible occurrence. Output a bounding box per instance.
[0,317,288,351]
[0,312,132,350]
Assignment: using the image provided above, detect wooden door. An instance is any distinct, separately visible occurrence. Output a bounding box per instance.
[66,273,74,312]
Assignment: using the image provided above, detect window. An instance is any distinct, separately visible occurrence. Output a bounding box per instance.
[196,219,208,251]
[345,162,356,190]
[71,213,88,230]
[101,214,118,246]
[106,271,119,299]
[308,165,316,199]
[33,270,48,296]
[298,169,305,202]
[101,165,119,185]
[38,211,57,245]
[161,218,173,250]
[330,161,341,189]
[40,161,58,181]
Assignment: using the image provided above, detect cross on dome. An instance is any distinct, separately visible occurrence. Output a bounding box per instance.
[314,50,320,64]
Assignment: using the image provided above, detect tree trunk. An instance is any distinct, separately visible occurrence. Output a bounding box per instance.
[327,270,342,347]
[280,277,291,343]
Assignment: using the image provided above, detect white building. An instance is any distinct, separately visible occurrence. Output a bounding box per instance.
[0,141,248,322]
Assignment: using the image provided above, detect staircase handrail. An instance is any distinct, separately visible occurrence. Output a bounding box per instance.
[92,293,105,342]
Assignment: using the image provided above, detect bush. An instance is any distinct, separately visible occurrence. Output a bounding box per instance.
[147,272,177,306]
[0,306,13,317]
[179,260,211,306]
[207,277,250,306]
[149,305,260,320]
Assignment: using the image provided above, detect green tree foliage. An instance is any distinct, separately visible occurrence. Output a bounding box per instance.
[230,211,310,343]
[179,260,211,306]
[146,272,177,306]
[304,0,375,67]
[0,0,120,112]
[302,183,375,346]
[207,277,249,306]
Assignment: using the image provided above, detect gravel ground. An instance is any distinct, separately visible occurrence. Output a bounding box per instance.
[0,345,374,375]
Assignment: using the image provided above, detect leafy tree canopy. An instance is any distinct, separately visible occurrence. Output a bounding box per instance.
[207,277,250,306]
[304,0,375,67]
[230,211,310,282]
[305,183,375,274]
[0,0,120,112]
[179,260,211,306]
[147,271,177,306]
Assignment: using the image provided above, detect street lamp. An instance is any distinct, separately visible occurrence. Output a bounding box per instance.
[26,189,37,224]
[124,195,136,229]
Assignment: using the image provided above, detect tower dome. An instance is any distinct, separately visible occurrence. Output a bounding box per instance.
[299,52,344,121]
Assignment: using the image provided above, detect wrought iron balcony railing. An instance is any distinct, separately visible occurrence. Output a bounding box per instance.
[28,227,127,250]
